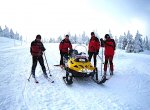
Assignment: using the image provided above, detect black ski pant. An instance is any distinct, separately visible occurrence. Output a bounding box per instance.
[60,52,68,65]
[31,56,46,77]
[88,52,97,67]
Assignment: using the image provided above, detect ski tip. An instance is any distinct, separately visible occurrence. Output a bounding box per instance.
[35,81,39,83]
[51,81,54,83]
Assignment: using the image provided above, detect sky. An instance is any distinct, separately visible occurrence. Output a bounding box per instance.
[0,0,150,41]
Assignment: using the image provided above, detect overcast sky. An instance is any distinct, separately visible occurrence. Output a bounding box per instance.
[0,0,150,40]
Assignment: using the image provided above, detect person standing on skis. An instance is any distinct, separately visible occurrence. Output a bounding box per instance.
[59,34,72,67]
[30,34,48,79]
[88,32,100,67]
[100,34,116,77]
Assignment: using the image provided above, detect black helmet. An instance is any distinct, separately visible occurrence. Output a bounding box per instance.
[105,34,110,39]
[36,34,41,39]
[65,35,69,38]
[91,32,95,35]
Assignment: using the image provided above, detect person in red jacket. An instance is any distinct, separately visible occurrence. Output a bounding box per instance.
[101,34,116,77]
[88,32,100,67]
[59,35,72,67]
[30,35,48,79]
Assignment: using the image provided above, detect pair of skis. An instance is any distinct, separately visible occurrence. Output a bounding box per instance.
[28,74,54,84]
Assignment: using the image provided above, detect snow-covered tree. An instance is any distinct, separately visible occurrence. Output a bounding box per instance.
[133,31,143,53]
[122,33,128,50]
[114,36,118,48]
[117,35,123,49]
[125,31,134,53]
[57,36,62,43]
[3,25,10,38]
[10,29,15,39]
[143,36,149,50]
[81,32,89,44]
[73,34,78,44]
[117,33,127,49]
[0,26,3,36]
[14,32,20,40]
[49,38,55,43]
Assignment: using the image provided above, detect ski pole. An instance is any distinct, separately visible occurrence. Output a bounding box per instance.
[101,47,104,76]
[43,52,52,76]
[27,72,32,81]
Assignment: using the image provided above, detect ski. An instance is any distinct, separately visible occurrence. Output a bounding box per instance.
[54,64,60,66]
[44,76,54,83]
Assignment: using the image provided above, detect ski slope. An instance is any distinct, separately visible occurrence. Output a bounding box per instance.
[0,37,150,110]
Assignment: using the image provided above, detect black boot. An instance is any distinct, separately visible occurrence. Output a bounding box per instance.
[43,72,48,78]
[31,71,35,78]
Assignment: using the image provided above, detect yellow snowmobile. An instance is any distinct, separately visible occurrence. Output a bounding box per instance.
[63,45,99,84]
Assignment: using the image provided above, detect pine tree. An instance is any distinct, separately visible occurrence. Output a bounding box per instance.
[10,29,15,39]
[125,31,134,53]
[121,33,127,50]
[3,25,10,38]
[118,35,123,49]
[143,36,149,50]
[133,30,143,53]
[0,26,3,36]
[57,36,62,43]
[114,36,118,48]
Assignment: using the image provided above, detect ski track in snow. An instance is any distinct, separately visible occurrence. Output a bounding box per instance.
[0,37,150,110]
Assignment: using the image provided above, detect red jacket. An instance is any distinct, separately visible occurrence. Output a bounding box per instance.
[88,36,100,52]
[104,38,116,56]
[30,40,46,56]
[59,39,72,53]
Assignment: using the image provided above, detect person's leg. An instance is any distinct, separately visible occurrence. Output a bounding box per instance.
[31,56,38,78]
[38,56,47,77]
[93,53,97,67]
[88,52,93,62]
[104,55,109,75]
[63,53,69,66]
[60,53,64,65]
[109,56,114,75]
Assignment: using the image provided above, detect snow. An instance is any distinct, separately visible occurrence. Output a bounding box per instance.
[0,36,150,110]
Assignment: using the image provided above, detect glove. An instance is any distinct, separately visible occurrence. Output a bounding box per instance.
[95,51,99,55]
[100,38,104,47]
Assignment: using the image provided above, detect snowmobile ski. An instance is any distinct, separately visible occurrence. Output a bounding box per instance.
[97,75,112,84]
[63,77,73,85]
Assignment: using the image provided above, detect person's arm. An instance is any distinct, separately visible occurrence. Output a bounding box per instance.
[41,43,46,51]
[30,41,34,54]
[59,42,63,51]
[69,41,72,50]
[113,39,116,50]
[100,38,104,47]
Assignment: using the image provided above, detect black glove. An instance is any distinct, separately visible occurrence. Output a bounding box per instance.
[95,51,99,55]
[100,38,104,47]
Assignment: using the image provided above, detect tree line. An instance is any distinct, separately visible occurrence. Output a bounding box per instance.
[0,25,149,53]
[0,25,22,41]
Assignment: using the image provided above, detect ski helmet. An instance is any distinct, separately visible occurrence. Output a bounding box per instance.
[36,34,41,39]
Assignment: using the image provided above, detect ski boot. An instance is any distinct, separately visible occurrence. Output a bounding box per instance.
[110,71,113,76]
[43,72,48,78]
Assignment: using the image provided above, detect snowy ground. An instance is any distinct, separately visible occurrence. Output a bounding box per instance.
[0,37,150,110]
